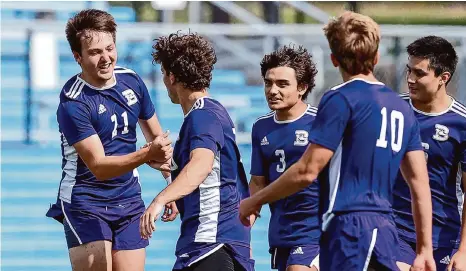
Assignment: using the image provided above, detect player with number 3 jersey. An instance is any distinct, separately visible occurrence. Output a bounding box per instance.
[249,45,320,271]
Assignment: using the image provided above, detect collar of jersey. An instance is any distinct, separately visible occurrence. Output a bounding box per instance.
[76,73,117,90]
[184,96,212,118]
[274,104,311,124]
[331,77,384,90]
[409,95,455,116]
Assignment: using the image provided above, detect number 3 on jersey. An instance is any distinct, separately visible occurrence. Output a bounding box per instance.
[111,111,129,138]
[275,149,286,173]
[376,107,404,152]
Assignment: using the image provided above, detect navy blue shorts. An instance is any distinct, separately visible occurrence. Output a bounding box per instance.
[60,199,149,250]
[397,236,458,269]
[270,245,319,271]
[320,212,399,271]
[174,243,254,271]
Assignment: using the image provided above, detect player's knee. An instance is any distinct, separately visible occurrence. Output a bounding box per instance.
[69,241,112,271]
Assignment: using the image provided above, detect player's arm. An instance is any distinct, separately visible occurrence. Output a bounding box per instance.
[240,91,349,225]
[74,133,171,181]
[248,175,267,225]
[458,171,466,251]
[399,150,433,254]
[448,171,466,271]
[137,75,172,180]
[241,144,333,218]
[148,148,214,206]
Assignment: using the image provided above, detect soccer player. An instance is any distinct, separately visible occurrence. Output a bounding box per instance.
[249,45,320,271]
[45,9,173,271]
[139,32,254,271]
[239,11,436,271]
[393,36,466,271]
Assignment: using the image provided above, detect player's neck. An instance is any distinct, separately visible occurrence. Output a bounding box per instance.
[411,89,452,114]
[179,89,209,115]
[342,71,380,84]
[79,70,115,89]
[275,101,308,121]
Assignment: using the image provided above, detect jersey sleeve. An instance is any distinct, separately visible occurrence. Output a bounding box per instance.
[136,74,156,120]
[308,91,351,151]
[188,110,225,154]
[249,123,265,176]
[406,117,423,152]
[57,101,96,146]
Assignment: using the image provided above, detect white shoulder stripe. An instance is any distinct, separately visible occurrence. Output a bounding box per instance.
[66,80,84,99]
[72,82,85,99]
[453,101,466,112]
[255,112,274,123]
[64,78,79,97]
[305,112,316,116]
[451,107,466,119]
[114,66,136,74]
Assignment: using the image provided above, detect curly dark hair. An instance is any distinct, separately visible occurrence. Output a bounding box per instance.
[152,32,217,91]
[260,45,318,100]
[65,9,117,55]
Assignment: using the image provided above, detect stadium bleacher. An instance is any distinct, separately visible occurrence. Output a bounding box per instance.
[1,5,273,271]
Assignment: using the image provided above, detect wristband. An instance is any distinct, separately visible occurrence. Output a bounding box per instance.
[165,176,172,184]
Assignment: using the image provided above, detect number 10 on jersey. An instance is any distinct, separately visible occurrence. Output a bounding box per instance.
[376,107,404,152]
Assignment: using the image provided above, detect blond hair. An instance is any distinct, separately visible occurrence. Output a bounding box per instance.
[323,11,380,75]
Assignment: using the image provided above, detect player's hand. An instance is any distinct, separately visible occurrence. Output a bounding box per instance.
[139,200,164,239]
[448,249,466,271]
[161,202,179,222]
[141,142,172,172]
[239,197,261,227]
[147,131,173,162]
[411,252,436,271]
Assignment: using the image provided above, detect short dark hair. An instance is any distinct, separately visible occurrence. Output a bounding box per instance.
[152,32,217,91]
[260,45,318,100]
[65,9,117,55]
[407,36,458,85]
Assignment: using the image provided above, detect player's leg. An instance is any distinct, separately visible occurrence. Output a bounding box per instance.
[111,201,148,271]
[112,249,145,271]
[62,201,114,271]
[69,241,113,271]
[286,245,319,271]
[395,237,416,271]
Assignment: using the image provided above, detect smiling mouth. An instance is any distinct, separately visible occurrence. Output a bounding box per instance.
[98,63,112,69]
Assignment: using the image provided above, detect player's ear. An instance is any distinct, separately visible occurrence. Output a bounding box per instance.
[439,71,451,86]
[330,53,339,68]
[72,51,82,65]
[374,51,380,66]
[298,84,307,96]
[169,73,176,85]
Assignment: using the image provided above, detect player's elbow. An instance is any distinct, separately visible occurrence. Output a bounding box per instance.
[88,164,111,181]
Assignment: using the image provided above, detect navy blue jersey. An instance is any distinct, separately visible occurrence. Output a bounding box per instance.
[55,66,155,207]
[250,105,321,248]
[393,94,466,248]
[171,97,251,255]
[308,78,423,231]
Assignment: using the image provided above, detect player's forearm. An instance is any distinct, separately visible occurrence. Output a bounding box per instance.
[153,158,211,205]
[93,147,150,181]
[410,180,434,253]
[254,161,316,206]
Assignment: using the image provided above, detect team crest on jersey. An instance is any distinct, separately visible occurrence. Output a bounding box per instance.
[432,124,449,142]
[122,89,138,106]
[294,130,309,146]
